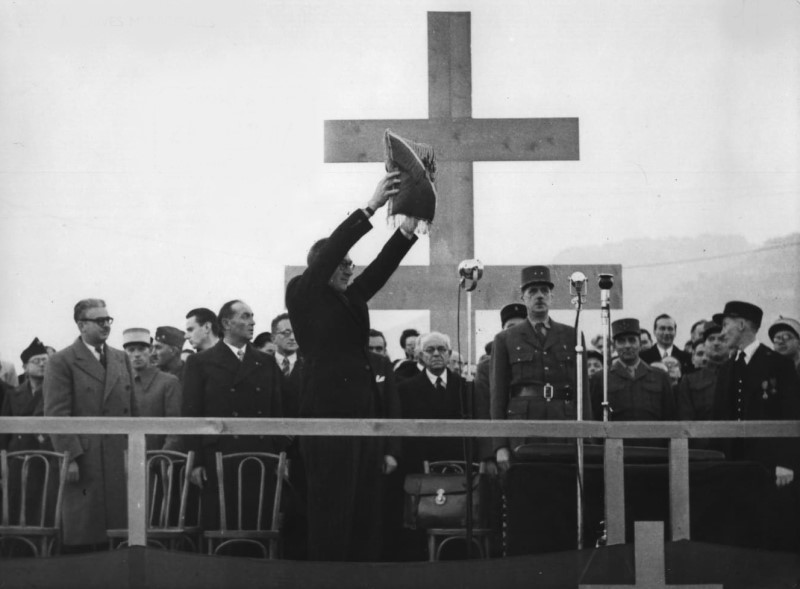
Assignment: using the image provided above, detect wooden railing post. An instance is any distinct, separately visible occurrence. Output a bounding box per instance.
[127,432,147,547]
[669,437,690,540]
[604,438,625,545]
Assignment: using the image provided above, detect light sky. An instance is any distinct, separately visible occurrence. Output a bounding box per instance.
[1,0,798,369]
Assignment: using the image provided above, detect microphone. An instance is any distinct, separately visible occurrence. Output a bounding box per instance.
[569,271,587,294]
[458,259,484,292]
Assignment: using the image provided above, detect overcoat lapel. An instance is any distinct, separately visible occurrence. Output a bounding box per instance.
[103,349,122,402]
[71,338,105,384]
[234,345,261,385]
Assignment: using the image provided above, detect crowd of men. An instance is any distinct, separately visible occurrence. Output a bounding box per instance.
[2,173,800,559]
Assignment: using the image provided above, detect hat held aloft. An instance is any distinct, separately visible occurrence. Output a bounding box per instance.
[383,129,437,235]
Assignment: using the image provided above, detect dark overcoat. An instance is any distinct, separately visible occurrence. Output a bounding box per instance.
[181,341,283,530]
[285,209,415,561]
[43,338,135,545]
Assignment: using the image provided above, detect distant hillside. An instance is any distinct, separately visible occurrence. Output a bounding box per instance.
[552,233,800,343]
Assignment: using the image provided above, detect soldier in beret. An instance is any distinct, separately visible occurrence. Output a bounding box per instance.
[711,301,800,550]
[491,266,591,471]
[769,316,800,379]
[0,338,57,529]
[153,325,186,383]
[589,318,675,441]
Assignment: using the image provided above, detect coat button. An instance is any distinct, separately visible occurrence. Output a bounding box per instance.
[257,411,262,416]
[230,388,235,393]
[232,411,239,417]
[256,387,261,392]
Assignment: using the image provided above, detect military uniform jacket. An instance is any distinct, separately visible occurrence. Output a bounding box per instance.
[181,340,284,466]
[677,365,720,421]
[43,338,136,545]
[490,318,591,452]
[286,209,416,419]
[133,366,182,451]
[0,379,52,452]
[712,343,800,471]
[590,360,675,422]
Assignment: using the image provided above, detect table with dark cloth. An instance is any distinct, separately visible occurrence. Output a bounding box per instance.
[504,445,772,555]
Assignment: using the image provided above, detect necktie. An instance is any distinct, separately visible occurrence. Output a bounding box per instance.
[281,356,291,376]
[628,365,636,379]
[236,347,245,362]
[95,345,106,369]
[662,349,669,360]
[534,322,546,343]
[435,376,446,394]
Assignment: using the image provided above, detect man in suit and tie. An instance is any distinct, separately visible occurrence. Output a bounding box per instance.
[639,314,693,375]
[44,298,136,549]
[490,266,591,471]
[286,171,417,561]
[711,301,800,550]
[182,299,283,534]
[184,307,221,353]
[398,332,467,473]
[122,328,182,451]
[271,312,302,417]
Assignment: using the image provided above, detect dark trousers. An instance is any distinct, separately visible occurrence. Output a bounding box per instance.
[301,436,383,561]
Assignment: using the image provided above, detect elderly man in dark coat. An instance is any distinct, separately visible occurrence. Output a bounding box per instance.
[286,172,417,561]
[44,299,136,548]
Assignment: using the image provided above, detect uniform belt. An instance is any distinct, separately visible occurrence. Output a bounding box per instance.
[512,384,570,401]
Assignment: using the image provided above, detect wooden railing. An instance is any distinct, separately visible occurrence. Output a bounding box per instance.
[0,417,798,548]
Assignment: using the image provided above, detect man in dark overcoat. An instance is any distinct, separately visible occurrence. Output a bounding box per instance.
[286,172,417,561]
[490,266,591,471]
[711,301,800,550]
[44,298,136,548]
[182,299,284,533]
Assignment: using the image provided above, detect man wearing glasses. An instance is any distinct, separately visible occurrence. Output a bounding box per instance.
[44,298,136,550]
[286,171,417,561]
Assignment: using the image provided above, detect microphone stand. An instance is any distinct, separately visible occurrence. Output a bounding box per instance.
[569,272,587,550]
[597,273,615,547]
[458,260,483,558]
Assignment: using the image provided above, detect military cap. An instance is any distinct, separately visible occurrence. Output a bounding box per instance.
[712,301,763,329]
[520,265,554,291]
[611,318,640,340]
[154,326,185,349]
[122,327,152,349]
[21,337,48,364]
[700,320,722,342]
[768,316,800,341]
[500,303,527,327]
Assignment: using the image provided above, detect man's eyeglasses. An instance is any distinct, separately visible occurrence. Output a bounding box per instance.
[423,346,449,355]
[338,260,355,271]
[773,333,798,343]
[81,317,114,326]
[275,329,294,338]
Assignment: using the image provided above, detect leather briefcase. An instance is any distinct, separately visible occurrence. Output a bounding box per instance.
[403,473,486,530]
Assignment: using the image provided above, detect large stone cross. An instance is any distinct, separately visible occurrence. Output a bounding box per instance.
[286,12,621,350]
[581,522,722,589]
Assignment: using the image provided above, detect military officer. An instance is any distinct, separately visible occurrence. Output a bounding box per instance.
[711,301,800,550]
[490,266,590,472]
[153,326,186,382]
[589,317,675,431]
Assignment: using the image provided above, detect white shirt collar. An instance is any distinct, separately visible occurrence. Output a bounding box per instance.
[275,352,297,366]
[426,369,447,387]
[224,341,246,359]
[81,337,103,360]
[656,345,674,358]
[739,339,760,364]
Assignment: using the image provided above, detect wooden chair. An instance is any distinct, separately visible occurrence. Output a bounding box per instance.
[0,449,69,557]
[107,450,201,551]
[204,451,287,558]
[423,460,492,561]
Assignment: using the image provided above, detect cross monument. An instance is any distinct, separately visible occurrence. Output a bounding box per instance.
[286,12,622,352]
